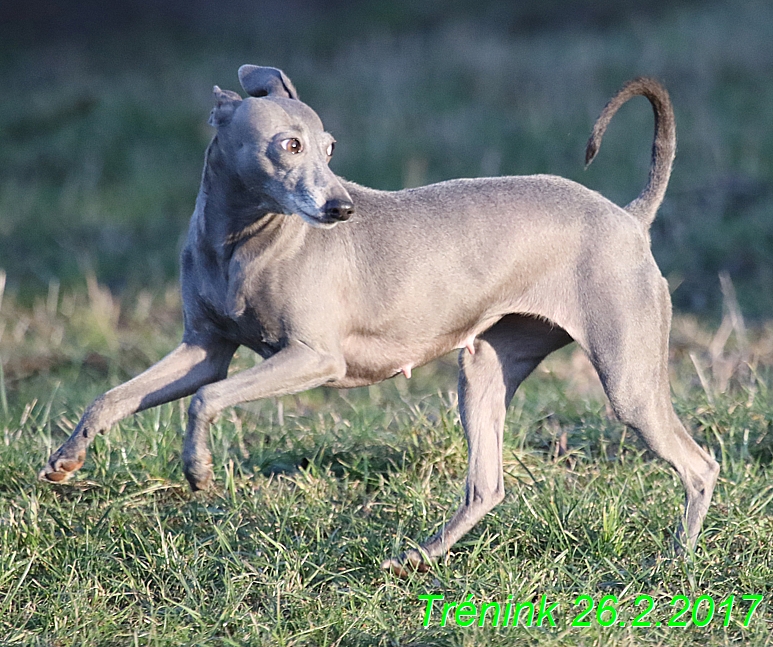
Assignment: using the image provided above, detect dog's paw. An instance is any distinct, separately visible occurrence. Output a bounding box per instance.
[38,452,85,483]
[381,549,432,578]
[182,457,214,492]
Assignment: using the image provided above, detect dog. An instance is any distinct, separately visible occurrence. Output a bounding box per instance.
[40,65,719,575]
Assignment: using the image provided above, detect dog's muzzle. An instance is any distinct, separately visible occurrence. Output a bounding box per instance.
[322,198,355,222]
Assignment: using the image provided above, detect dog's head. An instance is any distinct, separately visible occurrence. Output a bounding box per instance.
[208,65,354,228]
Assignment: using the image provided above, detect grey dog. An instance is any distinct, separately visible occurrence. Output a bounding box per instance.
[40,65,719,575]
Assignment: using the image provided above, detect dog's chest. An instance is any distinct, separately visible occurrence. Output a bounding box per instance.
[218,278,287,356]
[184,246,287,357]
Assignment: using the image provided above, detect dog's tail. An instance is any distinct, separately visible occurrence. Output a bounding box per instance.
[584,77,675,228]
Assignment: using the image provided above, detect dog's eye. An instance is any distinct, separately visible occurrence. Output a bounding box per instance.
[326,142,335,157]
[280,138,303,154]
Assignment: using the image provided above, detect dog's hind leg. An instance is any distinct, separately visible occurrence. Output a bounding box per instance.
[586,282,719,551]
[603,379,718,551]
[383,315,572,576]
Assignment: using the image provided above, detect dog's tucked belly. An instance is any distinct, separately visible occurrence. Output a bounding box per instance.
[334,335,453,388]
[331,319,500,388]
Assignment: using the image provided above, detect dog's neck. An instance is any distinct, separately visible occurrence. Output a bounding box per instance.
[195,138,305,254]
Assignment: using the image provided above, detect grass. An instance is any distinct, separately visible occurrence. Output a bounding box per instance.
[2,280,773,646]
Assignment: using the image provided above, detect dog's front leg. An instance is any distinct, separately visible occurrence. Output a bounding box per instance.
[39,337,237,483]
[181,340,344,490]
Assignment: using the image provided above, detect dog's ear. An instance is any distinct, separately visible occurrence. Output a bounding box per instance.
[238,65,299,100]
[208,86,243,127]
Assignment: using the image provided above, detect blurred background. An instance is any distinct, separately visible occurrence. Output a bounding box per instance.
[0,0,771,318]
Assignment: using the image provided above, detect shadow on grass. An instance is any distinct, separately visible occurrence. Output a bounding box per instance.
[250,442,410,489]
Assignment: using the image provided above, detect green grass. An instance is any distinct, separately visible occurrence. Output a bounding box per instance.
[2,286,773,645]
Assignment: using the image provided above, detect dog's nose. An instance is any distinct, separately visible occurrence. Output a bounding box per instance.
[323,198,355,222]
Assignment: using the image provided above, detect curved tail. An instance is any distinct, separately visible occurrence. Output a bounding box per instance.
[585,77,676,228]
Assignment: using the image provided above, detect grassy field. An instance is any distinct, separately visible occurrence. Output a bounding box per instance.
[2,280,773,646]
[3,0,773,645]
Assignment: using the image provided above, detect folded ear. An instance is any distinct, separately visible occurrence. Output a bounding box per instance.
[238,65,299,100]
[208,85,243,127]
